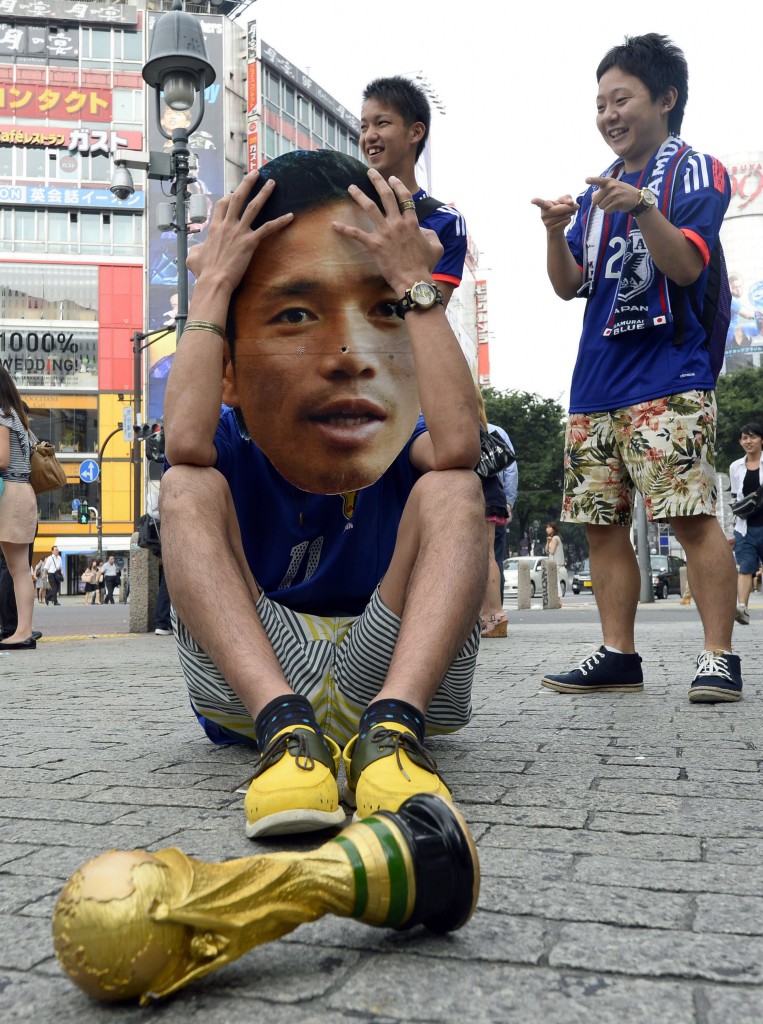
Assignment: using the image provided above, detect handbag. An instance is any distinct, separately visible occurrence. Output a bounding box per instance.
[28,433,67,494]
[475,427,516,479]
[137,513,162,555]
[53,568,64,583]
[731,485,763,520]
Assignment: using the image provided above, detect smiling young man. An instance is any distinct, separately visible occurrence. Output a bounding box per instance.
[360,76,467,307]
[160,150,485,838]
[531,33,742,703]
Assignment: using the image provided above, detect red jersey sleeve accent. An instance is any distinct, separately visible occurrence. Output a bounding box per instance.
[680,228,710,267]
[712,158,727,193]
[432,272,461,286]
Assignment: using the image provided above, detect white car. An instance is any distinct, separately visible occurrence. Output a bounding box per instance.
[503,556,568,598]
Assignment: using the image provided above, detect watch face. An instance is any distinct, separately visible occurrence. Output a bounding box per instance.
[410,281,437,307]
[642,188,656,208]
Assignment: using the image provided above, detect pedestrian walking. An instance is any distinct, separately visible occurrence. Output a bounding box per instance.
[100,556,119,604]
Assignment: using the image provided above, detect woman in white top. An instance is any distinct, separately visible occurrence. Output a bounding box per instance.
[0,366,37,648]
[544,523,565,597]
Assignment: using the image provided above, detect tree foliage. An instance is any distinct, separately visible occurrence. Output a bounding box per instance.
[481,388,567,553]
[715,366,763,472]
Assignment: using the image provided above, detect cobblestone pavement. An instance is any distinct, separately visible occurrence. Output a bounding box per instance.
[1,609,761,1023]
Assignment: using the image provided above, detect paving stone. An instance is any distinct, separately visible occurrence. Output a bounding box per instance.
[481,874,693,929]
[574,855,763,896]
[325,957,696,1023]
[549,922,763,983]
[694,893,763,936]
[481,824,701,861]
[702,984,763,1024]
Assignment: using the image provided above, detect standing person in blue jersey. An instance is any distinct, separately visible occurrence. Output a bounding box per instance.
[160,150,485,840]
[531,33,742,703]
[360,76,467,307]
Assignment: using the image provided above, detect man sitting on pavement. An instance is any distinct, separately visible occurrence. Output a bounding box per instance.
[160,150,485,839]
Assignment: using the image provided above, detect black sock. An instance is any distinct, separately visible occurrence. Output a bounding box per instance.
[358,699,425,744]
[254,694,321,750]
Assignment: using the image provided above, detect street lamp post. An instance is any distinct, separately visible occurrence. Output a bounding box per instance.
[142,0,216,340]
[107,2,215,631]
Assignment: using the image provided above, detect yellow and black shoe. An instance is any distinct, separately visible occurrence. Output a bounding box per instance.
[245,725,345,838]
[342,723,451,820]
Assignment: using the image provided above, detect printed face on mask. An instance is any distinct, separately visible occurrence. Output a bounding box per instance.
[223,200,420,495]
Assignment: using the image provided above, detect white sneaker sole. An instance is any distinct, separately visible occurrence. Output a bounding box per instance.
[245,805,346,839]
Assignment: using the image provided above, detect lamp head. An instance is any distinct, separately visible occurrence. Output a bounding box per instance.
[142,1,215,107]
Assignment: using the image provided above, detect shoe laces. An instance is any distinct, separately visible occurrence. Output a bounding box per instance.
[367,726,442,784]
[695,650,733,680]
[250,730,316,783]
[576,650,605,676]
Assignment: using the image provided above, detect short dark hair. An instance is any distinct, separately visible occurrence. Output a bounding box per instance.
[596,33,688,134]
[226,150,384,351]
[739,423,763,439]
[362,75,431,162]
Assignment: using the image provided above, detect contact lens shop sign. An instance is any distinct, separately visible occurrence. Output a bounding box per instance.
[0,324,98,388]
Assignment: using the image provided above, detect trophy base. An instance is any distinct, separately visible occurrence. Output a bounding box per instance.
[377,793,480,934]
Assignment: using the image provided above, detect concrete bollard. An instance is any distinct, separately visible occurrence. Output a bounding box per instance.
[543,559,561,610]
[679,565,690,602]
[517,561,532,609]
[128,532,159,634]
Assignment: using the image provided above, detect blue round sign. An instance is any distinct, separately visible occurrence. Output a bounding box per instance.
[79,459,99,483]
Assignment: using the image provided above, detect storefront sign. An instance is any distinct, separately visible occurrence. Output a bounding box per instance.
[0,184,144,208]
[0,322,98,388]
[0,2,137,26]
[0,124,141,151]
[0,82,111,120]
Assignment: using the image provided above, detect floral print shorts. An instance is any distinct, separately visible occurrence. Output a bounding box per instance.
[562,390,717,526]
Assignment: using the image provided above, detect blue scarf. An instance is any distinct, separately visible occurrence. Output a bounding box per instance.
[579,135,691,337]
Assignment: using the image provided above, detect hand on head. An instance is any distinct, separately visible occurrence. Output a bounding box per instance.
[334,170,443,297]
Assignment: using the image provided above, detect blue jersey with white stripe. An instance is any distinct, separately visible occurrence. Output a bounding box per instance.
[414,189,468,287]
[213,408,428,616]
[565,152,730,412]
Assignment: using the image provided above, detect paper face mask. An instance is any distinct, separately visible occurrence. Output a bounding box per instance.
[222,151,420,495]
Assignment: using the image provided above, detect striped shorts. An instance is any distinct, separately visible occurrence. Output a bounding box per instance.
[172,588,480,749]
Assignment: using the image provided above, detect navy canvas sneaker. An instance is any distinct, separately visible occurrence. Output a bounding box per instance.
[542,646,644,693]
[688,650,743,703]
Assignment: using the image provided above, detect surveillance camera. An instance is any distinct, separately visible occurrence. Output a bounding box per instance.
[110,164,135,201]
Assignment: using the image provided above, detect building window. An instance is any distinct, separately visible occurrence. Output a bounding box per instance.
[0,264,98,321]
[283,84,295,116]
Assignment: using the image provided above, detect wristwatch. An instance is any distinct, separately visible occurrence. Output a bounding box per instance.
[395,280,444,319]
[629,187,657,217]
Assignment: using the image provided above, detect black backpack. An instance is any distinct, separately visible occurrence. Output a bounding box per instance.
[668,150,731,382]
[414,195,447,223]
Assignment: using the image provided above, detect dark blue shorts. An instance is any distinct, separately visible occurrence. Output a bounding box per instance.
[733,526,763,575]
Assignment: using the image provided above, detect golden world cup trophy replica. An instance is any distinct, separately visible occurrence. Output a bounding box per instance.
[52,794,479,1006]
